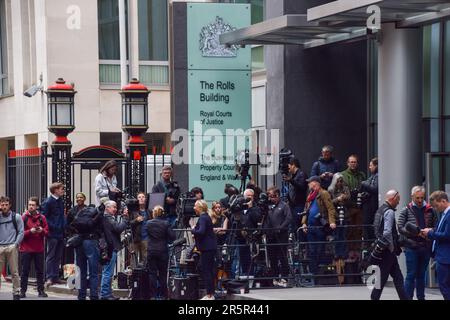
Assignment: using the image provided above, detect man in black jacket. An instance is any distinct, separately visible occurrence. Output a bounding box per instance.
[151,166,179,228]
[283,158,307,236]
[371,190,409,300]
[361,157,379,244]
[264,186,292,287]
[100,200,129,300]
[68,203,103,300]
[146,205,175,299]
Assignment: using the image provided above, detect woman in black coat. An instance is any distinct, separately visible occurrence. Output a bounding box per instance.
[191,200,217,300]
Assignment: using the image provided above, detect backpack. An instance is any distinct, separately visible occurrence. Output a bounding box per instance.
[71,207,98,234]
[0,213,20,241]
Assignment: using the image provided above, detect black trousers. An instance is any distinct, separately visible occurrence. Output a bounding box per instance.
[371,250,409,300]
[200,250,216,295]
[148,252,169,299]
[21,252,45,293]
[267,238,289,278]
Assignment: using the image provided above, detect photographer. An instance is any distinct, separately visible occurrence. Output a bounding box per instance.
[328,173,350,261]
[301,177,336,277]
[100,200,129,300]
[370,190,408,300]
[152,166,180,228]
[95,160,121,207]
[264,187,291,287]
[397,186,436,300]
[191,187,204,200]
[310,145,341,190]
[220,184,239,215]
[191,200,217,300]
[146,205,175,300]
[282,158,307,236]
[130,192,150,267]
[340,155,366,252]
[236,189,262,276]
[68,202,104,300]
[360,158,379,244]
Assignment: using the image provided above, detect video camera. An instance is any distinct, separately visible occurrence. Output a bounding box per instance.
[279,148,293,176]
[235,149,250,180]
[176,192,197,228]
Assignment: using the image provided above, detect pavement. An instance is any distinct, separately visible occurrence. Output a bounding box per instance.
[0,282,77,300]
[1,278,444,301]
[229,285,444,300]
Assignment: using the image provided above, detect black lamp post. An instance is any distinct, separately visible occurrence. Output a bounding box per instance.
[45,78,76,210]
[119,78,149,196]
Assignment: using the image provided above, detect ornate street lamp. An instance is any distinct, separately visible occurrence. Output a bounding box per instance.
[45,78,76,210]
[46,78,76,144]
[119,78,149,196]
[120,78,149,144]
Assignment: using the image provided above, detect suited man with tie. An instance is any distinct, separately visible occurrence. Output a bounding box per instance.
[421,190,450,300]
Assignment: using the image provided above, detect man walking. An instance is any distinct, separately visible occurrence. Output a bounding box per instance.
[370,190,409,300]
[421,190,450,300]
[0,196,24,300]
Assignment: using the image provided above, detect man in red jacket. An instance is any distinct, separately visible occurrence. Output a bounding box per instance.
[19,196,49,298]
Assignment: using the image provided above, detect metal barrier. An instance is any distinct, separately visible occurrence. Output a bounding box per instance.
[169,224,377,291]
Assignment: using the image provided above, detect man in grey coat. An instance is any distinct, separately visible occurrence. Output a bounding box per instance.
[0,196,24,300]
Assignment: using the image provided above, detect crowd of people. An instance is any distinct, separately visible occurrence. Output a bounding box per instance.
[0,146,449,301]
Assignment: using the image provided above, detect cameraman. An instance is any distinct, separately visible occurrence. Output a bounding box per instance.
[282,158,307,236]
[146,205,175,300]
[397,186,436,300]
[340,155,366,252]
[264,187,292,286]
[220,184,239,215]
[95,160,121,206]
[100,200,129,300]
[191,187,204,200]
[238,189,262,276]
[152,166,179,228]
[370,190,408,300]
[67,202,104,300]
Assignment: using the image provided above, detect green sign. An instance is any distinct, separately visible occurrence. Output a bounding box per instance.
[187,3,251,202]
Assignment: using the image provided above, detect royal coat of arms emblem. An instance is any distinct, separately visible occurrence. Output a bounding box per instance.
[199,16,239,57]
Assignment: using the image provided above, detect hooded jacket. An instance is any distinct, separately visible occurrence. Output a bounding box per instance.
[20,211,49,253]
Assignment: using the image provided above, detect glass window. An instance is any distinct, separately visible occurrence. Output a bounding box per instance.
[98,0,128,60]
[138,0,168,61]
[423,24,441,118]
[446,119,450,152]
[445,21,450,116]
[0,0,8,95]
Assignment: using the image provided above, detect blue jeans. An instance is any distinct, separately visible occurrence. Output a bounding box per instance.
[76,240,100,300]
[100,251,117,298]
[404,248,430,300]
[307,226,325,275]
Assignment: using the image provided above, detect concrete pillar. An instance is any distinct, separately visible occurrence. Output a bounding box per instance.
[378,23,422,208]
[0,140,8,195]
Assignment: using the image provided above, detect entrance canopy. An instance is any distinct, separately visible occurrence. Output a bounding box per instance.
[220,0,450,48]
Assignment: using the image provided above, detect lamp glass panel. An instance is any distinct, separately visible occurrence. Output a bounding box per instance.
[56,103,72,126]
[130,104,146,125]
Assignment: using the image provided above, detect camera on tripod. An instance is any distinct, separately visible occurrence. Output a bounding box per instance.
[176,192,197,228]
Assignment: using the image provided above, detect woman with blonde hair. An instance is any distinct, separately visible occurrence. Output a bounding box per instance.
[209,201,229,246]
[146,205,175,299]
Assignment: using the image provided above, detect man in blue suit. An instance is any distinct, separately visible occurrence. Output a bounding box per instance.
[421,190,450,300]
